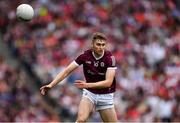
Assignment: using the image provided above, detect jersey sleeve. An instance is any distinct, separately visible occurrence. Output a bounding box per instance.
[74,53,85,66]
[107,55,117,69]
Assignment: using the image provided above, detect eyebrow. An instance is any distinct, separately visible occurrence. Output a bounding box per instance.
[96,42,106,45]
[96,39,106,42]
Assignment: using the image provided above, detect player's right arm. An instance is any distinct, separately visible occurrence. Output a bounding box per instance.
[40,61,78,95]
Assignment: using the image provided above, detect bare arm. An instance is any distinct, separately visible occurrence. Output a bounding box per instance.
[40,61,78,95]
[74,68,116,89]
[48,61,78,88]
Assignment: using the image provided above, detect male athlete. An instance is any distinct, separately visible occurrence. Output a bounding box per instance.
[40,32,118,122]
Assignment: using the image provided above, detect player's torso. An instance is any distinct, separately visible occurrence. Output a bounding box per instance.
[81,50,116,94]
[82,50,109,82]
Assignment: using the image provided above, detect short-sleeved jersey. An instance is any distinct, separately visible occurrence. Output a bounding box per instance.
[74,49,117,94]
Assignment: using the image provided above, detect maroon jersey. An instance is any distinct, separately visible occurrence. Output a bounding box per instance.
[75,49,117,94]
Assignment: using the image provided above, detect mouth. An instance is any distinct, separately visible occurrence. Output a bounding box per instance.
[97,50,103,54]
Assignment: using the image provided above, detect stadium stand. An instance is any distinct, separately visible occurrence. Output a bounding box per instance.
[0,0,179,122]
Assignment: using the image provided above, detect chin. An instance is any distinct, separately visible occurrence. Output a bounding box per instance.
[94,50,103,55]
[98,52,103,55]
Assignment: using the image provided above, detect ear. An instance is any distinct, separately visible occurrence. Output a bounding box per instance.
[91,42,93,48]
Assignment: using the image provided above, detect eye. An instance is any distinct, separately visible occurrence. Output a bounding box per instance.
[96,43,101,46]
[102,44,105,46]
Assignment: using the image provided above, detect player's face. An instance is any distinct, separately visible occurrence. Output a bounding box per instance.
[92,39,106,55]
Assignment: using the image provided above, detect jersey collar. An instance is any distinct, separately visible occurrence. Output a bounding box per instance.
[92,50,105,60]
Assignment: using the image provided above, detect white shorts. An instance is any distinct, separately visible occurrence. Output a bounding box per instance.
[82,89,114,111]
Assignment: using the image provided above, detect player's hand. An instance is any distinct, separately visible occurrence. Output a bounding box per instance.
[40,84,52,95]
[74,80,88,89]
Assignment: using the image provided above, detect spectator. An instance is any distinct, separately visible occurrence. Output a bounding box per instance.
[0,0,179,122]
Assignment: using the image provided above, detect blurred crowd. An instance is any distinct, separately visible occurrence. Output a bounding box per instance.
[0,55,60,122]
[0,0,179,122]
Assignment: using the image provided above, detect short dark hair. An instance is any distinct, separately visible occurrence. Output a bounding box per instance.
[92,32,107,41]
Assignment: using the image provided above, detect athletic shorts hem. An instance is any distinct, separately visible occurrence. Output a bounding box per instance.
[96,105,114,111]
[82,95,95,104]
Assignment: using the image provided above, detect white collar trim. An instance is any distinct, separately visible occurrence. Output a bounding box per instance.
[92,50,104,60]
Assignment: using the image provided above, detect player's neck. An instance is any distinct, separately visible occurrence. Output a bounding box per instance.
[92,50,104,60]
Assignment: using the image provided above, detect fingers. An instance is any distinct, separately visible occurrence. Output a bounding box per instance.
[74,82,81,87]
[75,80,85,83]
[40,86,45,91]
[40,89,45,95]
[74,82,82,86]
[40,85,49,95]
[75,80,82,83]
[74,81,83,86]
[74,81,86,88]
[40,87,45,95]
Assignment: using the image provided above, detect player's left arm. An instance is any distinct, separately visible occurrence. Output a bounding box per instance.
[74,68,116,89]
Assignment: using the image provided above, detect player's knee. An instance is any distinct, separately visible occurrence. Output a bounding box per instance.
[76,113,88,122]
[76,117,87,122]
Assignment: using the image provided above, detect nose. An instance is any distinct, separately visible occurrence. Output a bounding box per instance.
[99,47,103,51]
[99,45,104,49]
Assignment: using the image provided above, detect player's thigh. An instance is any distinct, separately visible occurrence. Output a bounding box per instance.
[98,107,118,122]
[77,97,94,121]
